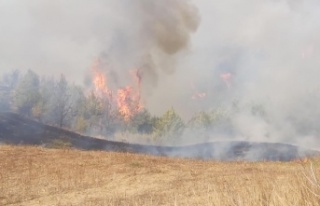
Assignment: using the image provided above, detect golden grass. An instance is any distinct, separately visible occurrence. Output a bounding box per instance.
[0,145,320,206]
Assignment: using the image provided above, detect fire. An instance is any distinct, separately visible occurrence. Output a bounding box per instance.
[117,86,143,122]
[92,59,112,99]
[220,72,232,88]
[117,69,144,122]
[90,60,143,122]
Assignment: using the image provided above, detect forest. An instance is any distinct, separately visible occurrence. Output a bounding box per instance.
[0,69,264,144]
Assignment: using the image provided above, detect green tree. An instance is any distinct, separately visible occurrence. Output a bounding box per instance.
[208,107,230,125]
[129,109,154,134]
[74,115,88,133]
[153,108,184,140]
[66,85,87,131]
[0,70,20,111]
[54,75,72,127]
[188,111,212,129]
[13,70,40,117]
[80,91,108,134]
[32,77,55,122]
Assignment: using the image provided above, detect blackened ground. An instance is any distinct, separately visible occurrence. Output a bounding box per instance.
[0,112,319,161]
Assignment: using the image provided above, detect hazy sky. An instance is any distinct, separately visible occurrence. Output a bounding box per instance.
[0,1,119,82]
[1,0,320,147]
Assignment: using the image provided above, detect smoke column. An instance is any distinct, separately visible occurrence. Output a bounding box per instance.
[94,0,200,95]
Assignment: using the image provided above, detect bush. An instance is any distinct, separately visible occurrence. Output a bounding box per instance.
[48,138,72,149]
[153,108,185,142]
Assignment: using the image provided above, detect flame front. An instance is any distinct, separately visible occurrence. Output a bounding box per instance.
[117,86,143,122]
[92,59,112,100]
[117,69,144,121]
[91,61,143,122]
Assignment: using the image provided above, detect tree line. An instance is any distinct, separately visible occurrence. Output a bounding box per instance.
[0,69,237,142]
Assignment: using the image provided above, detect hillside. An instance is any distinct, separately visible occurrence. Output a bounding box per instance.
[1,112,320,205]
[1,145,320,206]
[0,112,319,161]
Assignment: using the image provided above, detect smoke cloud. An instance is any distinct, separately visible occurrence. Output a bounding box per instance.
[181,0,320,150]
[1,0,320,150]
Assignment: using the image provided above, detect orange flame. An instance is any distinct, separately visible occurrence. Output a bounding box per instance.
[91,59,143,122]
[91,59,112,99]
[117,86,143,122]
[117,69,143,121]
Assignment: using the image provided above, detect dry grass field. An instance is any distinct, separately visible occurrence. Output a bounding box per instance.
[1,145,320,206]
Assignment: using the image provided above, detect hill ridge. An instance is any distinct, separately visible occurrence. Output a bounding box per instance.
[0,112,318,161]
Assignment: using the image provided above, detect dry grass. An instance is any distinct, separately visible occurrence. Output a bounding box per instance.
[0,145,320,206]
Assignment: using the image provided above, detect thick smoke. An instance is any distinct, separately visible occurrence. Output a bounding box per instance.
[1,0,320,152]
[94,0,200,94]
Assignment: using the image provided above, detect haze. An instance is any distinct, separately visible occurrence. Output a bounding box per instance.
[1,0,320,149]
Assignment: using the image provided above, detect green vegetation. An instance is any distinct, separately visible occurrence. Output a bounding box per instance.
[48,138,72,149]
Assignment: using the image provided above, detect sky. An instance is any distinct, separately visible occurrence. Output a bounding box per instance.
[1,0,320,148]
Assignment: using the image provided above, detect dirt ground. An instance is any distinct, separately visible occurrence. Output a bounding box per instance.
[1,145,320,206]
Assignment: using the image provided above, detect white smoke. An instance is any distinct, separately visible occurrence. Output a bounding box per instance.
[184,0,320,149]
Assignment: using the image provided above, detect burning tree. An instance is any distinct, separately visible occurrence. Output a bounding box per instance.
[90,60,143,124]
[117,86,143,122]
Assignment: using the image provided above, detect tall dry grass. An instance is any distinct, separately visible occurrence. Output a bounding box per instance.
[0,145,319,206]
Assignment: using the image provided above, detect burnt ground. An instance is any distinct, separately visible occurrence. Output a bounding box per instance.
[0,112,319,161]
